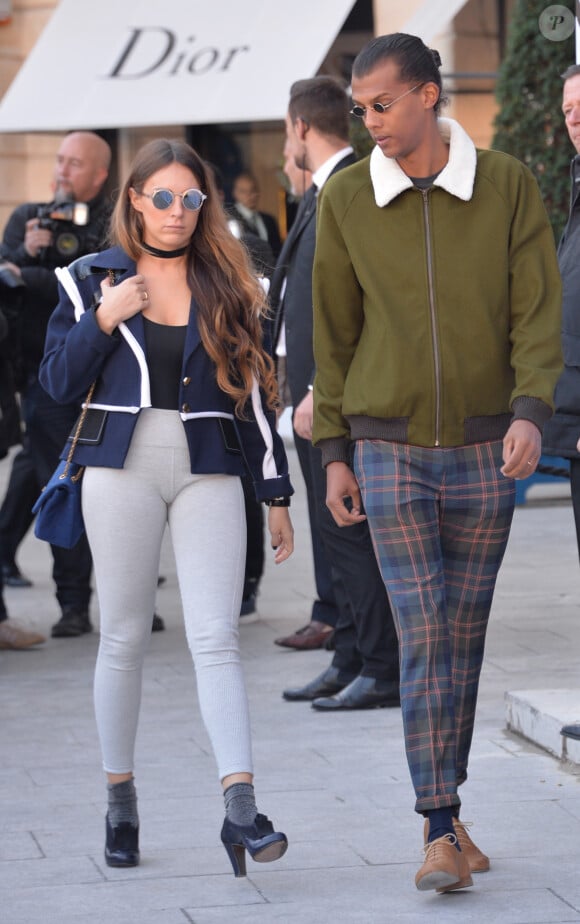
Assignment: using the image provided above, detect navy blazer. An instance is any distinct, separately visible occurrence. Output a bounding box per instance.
[39,247,293,502]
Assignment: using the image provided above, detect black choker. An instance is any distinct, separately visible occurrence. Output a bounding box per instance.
[141,242,188,259]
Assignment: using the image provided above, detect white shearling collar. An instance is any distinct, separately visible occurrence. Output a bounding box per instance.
[369,117,477,207]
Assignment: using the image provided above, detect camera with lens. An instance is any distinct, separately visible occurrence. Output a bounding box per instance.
[36,198,90,260]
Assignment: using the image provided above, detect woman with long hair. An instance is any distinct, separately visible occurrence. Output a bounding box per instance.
[39,138,294,876]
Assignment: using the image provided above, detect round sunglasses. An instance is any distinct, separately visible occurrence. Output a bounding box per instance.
[141,188,207,211]
[350,84,423,119]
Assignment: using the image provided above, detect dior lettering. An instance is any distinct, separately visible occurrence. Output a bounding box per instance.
[108,28,250,79]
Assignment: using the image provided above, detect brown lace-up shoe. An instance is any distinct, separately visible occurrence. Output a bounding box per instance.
[274,620,334,650]
[415,833,473,893]
[422,818,490,873]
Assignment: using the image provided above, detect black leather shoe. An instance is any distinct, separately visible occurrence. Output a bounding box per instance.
[239,592,259,623]
[221,813,288,877]
[561,723,580,740]
[51,607,93,638]
[282,665,355,701]
[105,814,140,867]
[1,562,33,588]
[312,675,400,711]
[151,613,165,632]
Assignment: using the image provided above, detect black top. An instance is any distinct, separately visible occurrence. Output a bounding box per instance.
[143,316,187,409]
[409,170,443,190]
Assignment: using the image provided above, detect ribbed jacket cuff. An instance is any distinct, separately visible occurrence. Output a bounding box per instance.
[317,437,351,468]
[511,396,552,433]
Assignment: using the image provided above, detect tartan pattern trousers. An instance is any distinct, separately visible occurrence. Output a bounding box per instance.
[354,439,515,814]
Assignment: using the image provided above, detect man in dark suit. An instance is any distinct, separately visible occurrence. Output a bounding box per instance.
[270,76,400,710]
[230,171,282,261]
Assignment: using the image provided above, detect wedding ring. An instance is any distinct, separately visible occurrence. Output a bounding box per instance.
[143,291,148,301]
[527,460,533,466]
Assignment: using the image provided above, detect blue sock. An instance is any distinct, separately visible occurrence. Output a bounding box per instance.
[425,807,459,849]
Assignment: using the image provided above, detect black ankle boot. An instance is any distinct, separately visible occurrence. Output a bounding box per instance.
[105,814,140,868]
[220,813,288,877]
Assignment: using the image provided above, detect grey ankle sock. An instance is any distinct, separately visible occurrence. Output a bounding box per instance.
[107,779,138,827]
[224,782,258,826]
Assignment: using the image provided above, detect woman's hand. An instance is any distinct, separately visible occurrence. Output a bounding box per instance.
[95,274,149,335]
[267,506,294,563]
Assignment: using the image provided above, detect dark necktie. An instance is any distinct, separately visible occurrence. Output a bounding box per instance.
[299,184,317,222]
[246,212,259,234]
[281,185,316,255]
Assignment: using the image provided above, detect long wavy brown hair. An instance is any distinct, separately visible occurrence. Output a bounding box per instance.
[110,138,278,415]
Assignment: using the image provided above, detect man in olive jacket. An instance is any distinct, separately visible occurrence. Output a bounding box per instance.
[312,34,562,894]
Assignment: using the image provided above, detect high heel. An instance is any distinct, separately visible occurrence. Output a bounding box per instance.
[105,814,140,867]
[220,813,288,878]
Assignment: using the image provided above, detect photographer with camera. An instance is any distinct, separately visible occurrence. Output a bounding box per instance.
[0,132,111,640]
[0,259,45,649]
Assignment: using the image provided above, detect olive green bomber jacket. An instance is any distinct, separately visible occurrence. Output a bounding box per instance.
[312,118,563,466]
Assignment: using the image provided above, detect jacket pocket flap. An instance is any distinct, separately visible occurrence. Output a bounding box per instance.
[562,330,580,367]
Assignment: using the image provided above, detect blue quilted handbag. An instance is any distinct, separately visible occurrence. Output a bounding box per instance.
[31,381,95,549]
[32,458,85,549]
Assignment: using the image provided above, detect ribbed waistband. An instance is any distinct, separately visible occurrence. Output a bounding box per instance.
[346,413,513,446]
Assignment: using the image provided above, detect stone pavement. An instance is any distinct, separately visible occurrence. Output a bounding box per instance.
[2,445,580,924]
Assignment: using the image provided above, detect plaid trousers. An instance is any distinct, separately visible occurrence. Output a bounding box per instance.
[354,439,515,814]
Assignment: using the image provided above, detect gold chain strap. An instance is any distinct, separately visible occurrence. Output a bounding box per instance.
[62,380,96,483]
[60,268,115,483]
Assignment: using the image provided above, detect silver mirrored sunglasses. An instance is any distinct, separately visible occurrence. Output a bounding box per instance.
[142,188,207,211]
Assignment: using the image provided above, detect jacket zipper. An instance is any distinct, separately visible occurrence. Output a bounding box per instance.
[421,189,441,446]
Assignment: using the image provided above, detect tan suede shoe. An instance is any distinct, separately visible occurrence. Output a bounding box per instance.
[415,833,473,893]
[452,819,490,873]
[0,620,45,650]
[422,818,490,873]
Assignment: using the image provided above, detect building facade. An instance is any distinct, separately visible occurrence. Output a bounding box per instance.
[0,0,513,235]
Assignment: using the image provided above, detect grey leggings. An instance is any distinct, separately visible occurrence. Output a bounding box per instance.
[82,408,253,779]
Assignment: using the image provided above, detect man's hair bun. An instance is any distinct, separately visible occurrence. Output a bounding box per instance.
[430,48,442,68]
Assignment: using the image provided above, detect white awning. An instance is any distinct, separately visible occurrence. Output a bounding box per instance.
[401,0,470,44]
[0,0,355,132]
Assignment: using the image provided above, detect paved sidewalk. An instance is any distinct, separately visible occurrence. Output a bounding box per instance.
[2,446,580,923]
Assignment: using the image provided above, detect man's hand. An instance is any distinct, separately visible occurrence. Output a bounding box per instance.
[0,260,22,285]
[501,419,542,479]
[293,390,313,440]
[326,461,367,527]
[0,260,21,277]
[23,218,53,259]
